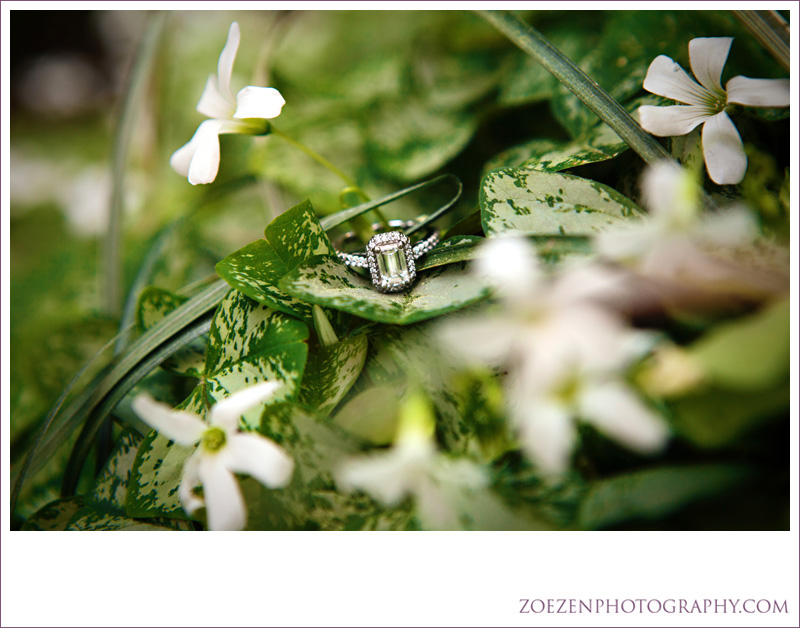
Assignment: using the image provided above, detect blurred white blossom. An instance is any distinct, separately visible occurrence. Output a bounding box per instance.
[171,22,286,185]
[595,161,758,284]
[638,37,789,185]
[439,236,665,475]
[336,394,487,529]
[132,382,293,531]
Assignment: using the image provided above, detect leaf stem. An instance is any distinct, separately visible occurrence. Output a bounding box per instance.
[477,10,673,165]
[733,10,790,72]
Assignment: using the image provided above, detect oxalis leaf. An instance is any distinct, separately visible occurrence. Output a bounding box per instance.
[127,291,310,519]
[480,167,643,237]
[280,256,490,325]
[300,335,368,417]
[215,199,337,325]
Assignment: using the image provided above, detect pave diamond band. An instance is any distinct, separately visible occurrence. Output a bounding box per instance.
[335,220,439,293]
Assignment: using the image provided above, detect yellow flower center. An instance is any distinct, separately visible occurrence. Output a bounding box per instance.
[201,426,227,452]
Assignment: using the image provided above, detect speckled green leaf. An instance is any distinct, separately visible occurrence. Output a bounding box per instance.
[65,508,182,531]
[136,287,205,378]
[215,200,336,324]
[87,428,143,514]
[483,120,628,174]
[480,168,643,237]
[280,257,489,325]
[416,236,484,271]
[22,497,85,531]
[577,465,750,530]
[300,335,368,416]
[332,385,402,445]
[254,403,412,530]
[205,290,309,428]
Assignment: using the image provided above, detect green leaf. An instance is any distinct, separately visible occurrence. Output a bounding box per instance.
[689,298,789,391]
[480,167,643,237]
[416,236,484,271]
[136,287,205,378]
[578,464,750,530]
[126,387,205,519]
[22,496,85,531]
[670,384,789,449]
[204,290,309,428]
[86,428,143,515]
[483,118,628,174]
[331,385,402,445]
[281,257,489,325]
[299,334,368,416]
[66,508,183,530]
[365,98,478,181]
[215,200,336,324]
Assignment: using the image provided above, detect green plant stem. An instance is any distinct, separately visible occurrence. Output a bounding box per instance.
[269,125,388,232]
[105,11,166,317]
[477,10,673,166]
[733,10,790,72]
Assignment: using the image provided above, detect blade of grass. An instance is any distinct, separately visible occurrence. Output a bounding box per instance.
[61,314,214,496]
[105,11,167,317]
[733,10,790,72]
[477,10,673,165]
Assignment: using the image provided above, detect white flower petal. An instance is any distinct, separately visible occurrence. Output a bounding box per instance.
[209,381,281,432]
[184,120,225,185]
[178,450,204,515]
[640,161,698,222]
[701,112,746,185]
[198,455,246,531]
[475,235,543,306]
[336,440,434,505]
[638,104,709,137]
[695,206,757,248]
[642,55,711,105]
[515,398,576,476]
[131,393,205,446]
[726,76,790,107]
[437,316,520,366]
[169,137,197,178]
[579,381,668,453]
[233,86,286,120]
[688,37,732,94]
[217,22,240,104]
[595,220,662,262]
[196,75,234,119]
[223,433,294,488]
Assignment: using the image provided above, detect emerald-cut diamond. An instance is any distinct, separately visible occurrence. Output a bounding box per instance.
[366,231,416,293]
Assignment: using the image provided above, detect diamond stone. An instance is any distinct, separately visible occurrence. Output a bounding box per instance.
[366,231,416,292]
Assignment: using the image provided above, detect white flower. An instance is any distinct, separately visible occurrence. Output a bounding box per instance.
[131,381,294,531]
[638,37,789,185]
[438,236,664,474]
[336,394,487,530]
[170,22,286,185]
[513,368,668,476]
[596,161,758,284]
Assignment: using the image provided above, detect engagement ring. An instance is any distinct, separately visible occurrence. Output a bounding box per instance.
[336,220,439,293]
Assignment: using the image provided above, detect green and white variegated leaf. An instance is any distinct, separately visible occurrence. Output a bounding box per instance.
[205,290,309,429]
[136,287,205,378]
[65,508,184,531]
[577,464,750,530]
[480,168,643,238]
[332,385,402,445]
[416,236,484,272]
[483,121,628,174]
[22,497,85,531]
[126,386,206,518]
[215,200,336,325]
[375,325,473,452]
[256,403,412,530]
[300,334,368,417]
[87,428,143,514]
[280,257,489,325]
